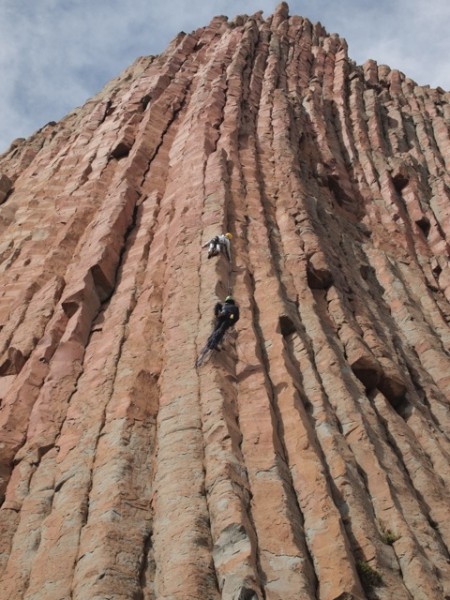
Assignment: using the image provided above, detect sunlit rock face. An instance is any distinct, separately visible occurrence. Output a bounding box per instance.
[0,3,449,599]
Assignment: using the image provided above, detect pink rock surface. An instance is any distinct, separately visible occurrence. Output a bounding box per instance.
[0,3,449,599]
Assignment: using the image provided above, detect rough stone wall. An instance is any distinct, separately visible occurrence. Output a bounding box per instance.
[0,3,449,599]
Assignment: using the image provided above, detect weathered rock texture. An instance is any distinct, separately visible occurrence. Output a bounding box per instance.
[0,4,450,599]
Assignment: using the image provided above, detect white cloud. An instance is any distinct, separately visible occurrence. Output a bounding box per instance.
[0,0,448,153]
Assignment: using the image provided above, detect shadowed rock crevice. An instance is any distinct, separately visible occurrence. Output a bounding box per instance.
[242,270,318,597]
[278,313,296,337]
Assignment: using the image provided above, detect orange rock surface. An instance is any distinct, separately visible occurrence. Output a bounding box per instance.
[0,3,449,599]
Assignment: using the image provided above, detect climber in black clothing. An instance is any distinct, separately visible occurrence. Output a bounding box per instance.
[208,296,240,350]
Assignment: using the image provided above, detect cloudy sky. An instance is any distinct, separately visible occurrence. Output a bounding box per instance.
[1,0,449,153]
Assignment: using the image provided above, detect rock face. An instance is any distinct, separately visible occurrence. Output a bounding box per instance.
[0,3,449,599]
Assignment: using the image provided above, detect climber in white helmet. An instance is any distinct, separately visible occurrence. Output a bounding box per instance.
[203,232,232,262]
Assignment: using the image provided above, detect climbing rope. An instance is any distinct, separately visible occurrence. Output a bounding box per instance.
[227,260,233,296]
